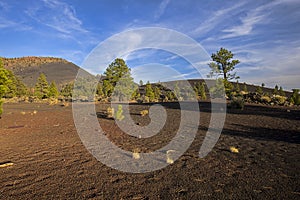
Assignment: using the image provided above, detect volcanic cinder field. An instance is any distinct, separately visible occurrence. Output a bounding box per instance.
[0,102,299,199]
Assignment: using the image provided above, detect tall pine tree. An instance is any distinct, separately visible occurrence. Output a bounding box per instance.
[34,73,49,99]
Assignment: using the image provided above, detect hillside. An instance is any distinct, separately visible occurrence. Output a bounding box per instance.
[1,56,80,87]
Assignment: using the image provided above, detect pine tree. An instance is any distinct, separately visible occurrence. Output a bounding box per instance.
[115,105,125,121]
[139,80,143,86]
[235,81,240,92]
[279,86,285,97]
[273,85,279,95]
[242,83,248,92]
[61,82,73,98]
[104,58,136,101]
[48,81,59,98]
[173,82,181,100]
[199,82,206,100]
[145,81,155,102]
[34,73,49,99]
[256,86,263,95]
[153,85,161,101]
[113,73,137,101]
[96,82,104,97]
[290,89,300,105]
[0,58,11,116]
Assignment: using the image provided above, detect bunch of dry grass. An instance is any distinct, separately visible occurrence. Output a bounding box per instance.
[140,109,149,117]
[107,107,114,118]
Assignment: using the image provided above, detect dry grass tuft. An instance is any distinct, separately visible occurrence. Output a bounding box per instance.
[140,109,149,117]
[229,146,239,153]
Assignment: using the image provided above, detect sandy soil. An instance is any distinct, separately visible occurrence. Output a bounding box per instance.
[0,102,299,199]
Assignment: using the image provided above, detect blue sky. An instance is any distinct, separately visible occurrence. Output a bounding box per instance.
[0,0,299,90]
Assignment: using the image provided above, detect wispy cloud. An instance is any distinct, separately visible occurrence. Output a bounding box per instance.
[0,16,32,30]
[0,1,9,11]
[220,0,300,39]
[154,0,171,20]
[191,2,246,37]
[26,0,88,35]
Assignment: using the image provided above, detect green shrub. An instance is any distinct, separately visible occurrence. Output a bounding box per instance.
[290,89,300,105]
[0,100,3,116]
[107,107,114,118]
[261,95,271,103]
[140,109,149,117]
[272,95,287,105]
[230,96,244,110]
[115,105,124,121]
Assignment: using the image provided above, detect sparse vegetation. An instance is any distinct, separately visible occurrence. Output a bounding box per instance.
[115,105,124,121]
[208,47,240,81]
[290,89,300,105]
[107,107,114,118]
[230,96,244,110]
[140,109,149,117]
[34,73,49,99]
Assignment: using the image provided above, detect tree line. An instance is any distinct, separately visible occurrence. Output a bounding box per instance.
[1,48,300,116]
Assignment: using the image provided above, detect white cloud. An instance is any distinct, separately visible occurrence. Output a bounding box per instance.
[191,2,246,37]
[220,0,300,39]
[154,0,171,20]
[26,0,88,34]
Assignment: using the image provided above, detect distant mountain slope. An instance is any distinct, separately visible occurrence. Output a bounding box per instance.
[1,56,80,87]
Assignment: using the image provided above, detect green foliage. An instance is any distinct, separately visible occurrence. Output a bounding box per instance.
[145,81,155,102]
[165,91,175,101]
[290,89,300,105]
[0,58,11,115]
[48,81,59,98]
[279,86,285,97]
[273,85,279,95]
[209,78,225,98]
[107,107,114,118]
[194,82,206,100]
[173,82,181,100]
[242,83,248,92]
[0,59,28,98]
[208,47,240,81]
[180,86,195,100]
[104,58,136,101]
[139,80,143,86]
[0,100,3,116]
[72,75,97,100]
[230,96,244,110]
[235,81,240,92]
[34,73,49,99]
[96,83,104,97]
[112,73,137,102]
[115,105,124,121]
[3,69,28,98]
[224,80,234,97]
[255,86,263,95]
[199,82,207,100]
[60,82,74,98]
[153,85,161,100]
[103,80,113,97]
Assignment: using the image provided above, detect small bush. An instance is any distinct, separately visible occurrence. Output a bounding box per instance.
[261,95,271,104]
[272,95,287,105]
[140,109,149,117]
[230,96,244,110]
[61,101,69,107]
[48,98,58,105]
[107,107,114,118]
[115,105,124,121]
[0,100,3,116]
